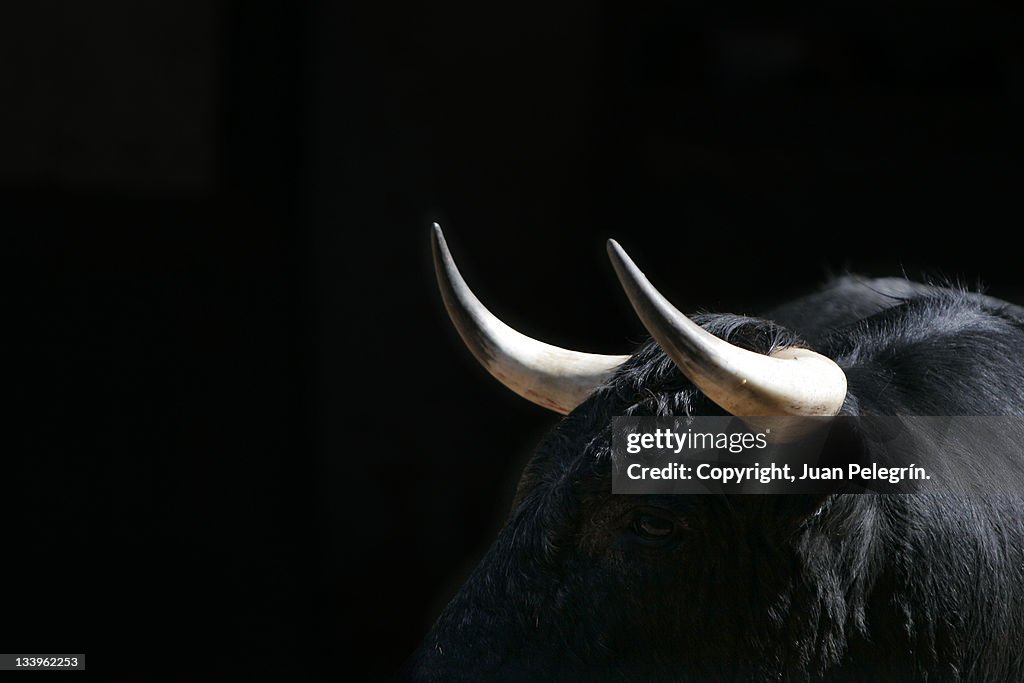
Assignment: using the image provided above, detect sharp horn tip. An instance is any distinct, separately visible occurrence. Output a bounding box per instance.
[606,238,627,263]
[606,238,631,259]
[606,239,640,277]
[430,223,449,255]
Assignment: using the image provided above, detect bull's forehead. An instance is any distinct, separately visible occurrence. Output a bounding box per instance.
[511,343,720,504]
[511,317,799,511]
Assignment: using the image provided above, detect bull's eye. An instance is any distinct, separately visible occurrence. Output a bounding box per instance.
[632,513,676,541]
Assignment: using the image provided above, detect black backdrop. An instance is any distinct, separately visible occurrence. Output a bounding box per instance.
[10,2,1024,678]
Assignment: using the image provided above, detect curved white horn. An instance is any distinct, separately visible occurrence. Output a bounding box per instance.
[606,239,847,417]
[432,224,629,414]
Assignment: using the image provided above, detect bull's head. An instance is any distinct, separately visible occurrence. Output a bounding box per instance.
[408,225,850,681]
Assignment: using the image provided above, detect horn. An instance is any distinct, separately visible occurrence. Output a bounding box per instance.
[606,239,847,417]
[432,224,629,414]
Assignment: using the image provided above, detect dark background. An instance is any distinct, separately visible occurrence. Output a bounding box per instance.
[9,2,1024,678]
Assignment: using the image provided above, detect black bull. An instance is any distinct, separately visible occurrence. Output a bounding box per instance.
[406,265,1024,681]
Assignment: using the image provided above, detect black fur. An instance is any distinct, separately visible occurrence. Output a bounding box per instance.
[407,277,1024,681]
